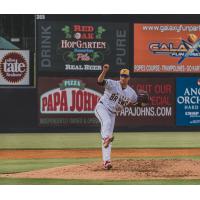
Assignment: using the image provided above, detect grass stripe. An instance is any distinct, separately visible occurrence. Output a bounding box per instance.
[0,132,200,149]
[0,158,98,174]
[1,178,200,185]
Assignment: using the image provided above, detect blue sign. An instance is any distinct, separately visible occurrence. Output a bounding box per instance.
[176,77,200,126]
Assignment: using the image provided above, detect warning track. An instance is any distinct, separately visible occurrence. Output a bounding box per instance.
[0,148,200,159]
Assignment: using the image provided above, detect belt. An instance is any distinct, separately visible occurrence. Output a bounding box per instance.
[99,101,116,114]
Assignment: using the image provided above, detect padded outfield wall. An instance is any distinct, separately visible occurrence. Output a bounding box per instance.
[0,14,199,132]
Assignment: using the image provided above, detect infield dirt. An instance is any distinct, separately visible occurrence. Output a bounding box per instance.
[1,148,200,159]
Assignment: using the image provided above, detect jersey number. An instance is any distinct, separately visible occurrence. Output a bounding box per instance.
[109,93,118,102]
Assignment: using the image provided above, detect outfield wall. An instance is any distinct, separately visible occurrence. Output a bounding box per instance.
[0,14,200,132]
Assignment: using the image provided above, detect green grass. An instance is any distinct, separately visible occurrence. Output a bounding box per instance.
[0,132,200,185]
[1,178,200,185]
[0,158,98,174]
[0,132,200,149]
[1,156,200,185]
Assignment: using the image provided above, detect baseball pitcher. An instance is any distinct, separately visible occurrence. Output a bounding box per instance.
[95,64,149,170]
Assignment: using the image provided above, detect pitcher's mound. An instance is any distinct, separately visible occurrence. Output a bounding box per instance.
[2,159,200,180]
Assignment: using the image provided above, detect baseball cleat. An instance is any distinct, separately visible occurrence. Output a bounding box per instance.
[103,136,114,148]
[103,160,112,170]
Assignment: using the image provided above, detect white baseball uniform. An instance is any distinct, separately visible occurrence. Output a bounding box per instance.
[95,79,138,162]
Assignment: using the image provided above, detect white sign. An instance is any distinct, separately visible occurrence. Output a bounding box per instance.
[0,50,29,85]
[40,87,102,114]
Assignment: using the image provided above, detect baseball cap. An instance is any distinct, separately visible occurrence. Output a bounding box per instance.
[120,69,130,77]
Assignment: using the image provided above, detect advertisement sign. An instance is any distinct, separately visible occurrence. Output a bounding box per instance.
[134,24,200,73]
[116,78,175,127]
[176,77,200,126]
[37,21,129,74]
[38,77,103,127]
[0,50,30,85]
[38,77,175,127]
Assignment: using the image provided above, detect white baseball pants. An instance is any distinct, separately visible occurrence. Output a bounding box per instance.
[95,103,116,162]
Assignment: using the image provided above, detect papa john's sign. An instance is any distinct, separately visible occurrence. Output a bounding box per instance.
[40,79,102,114]
[38,77,103,127]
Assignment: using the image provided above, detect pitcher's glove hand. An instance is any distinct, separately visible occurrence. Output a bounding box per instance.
[137,90,150,107]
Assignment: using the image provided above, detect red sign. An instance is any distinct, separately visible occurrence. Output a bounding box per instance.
[116,78,175,126]
[38,77,175,127]
[38,77,103,127]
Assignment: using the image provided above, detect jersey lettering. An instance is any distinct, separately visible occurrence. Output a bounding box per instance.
[109,93,119,102]
[99,79,138,113]
[118,96,129,106]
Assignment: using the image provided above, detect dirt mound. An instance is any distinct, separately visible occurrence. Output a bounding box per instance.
[2,159,200,180]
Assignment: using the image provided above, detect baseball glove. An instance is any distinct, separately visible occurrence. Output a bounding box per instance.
[136,89,150,107]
